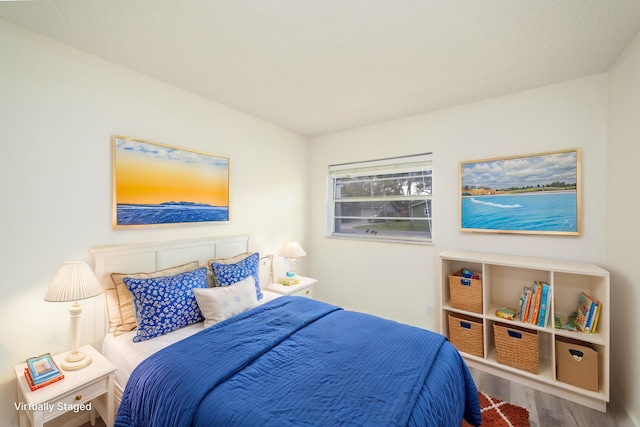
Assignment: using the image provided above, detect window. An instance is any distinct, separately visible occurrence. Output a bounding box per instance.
[327,153,432,244]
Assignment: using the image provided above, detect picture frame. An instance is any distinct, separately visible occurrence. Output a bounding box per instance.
[26,353,61,384]
[459,148,581,235]
[112,136,230,228]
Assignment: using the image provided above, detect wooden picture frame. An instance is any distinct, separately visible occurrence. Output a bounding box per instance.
[112,136,230,228]
[459,148,581,235]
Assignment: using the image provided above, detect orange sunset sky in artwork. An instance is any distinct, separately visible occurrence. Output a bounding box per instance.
[114,138,229,206]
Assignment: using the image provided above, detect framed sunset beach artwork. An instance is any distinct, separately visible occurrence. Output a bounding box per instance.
[112,136,229,228]
[459,149,581,235]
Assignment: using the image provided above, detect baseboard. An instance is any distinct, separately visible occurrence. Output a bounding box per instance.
[610,390,638,427]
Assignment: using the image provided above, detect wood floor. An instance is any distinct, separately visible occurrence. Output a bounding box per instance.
[83,369,634,427]
[80,419,105,427]
[469,367,634,427]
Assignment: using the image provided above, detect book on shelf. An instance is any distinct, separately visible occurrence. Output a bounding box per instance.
[543,288,552,327]
[530,281,544,325]
[584,295,597,332]
[26,353,62,385]
[527,285,537,323]
[536,282,551,327]
[24,368,64,391]
[575,291,600,333]
[517,287,527,322]
[519,287,533,322]
[590,301,602,334]
[575,293,590,332]
[580,291,602,334]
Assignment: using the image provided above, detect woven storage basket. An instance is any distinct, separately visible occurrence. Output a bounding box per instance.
[493,322,538,374]
[448,312,484,357]
[449,270,483,313]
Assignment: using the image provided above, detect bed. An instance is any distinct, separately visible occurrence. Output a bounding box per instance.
[92,236,481,427]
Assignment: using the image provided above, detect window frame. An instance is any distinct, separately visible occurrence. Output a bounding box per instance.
[327,153,433,244]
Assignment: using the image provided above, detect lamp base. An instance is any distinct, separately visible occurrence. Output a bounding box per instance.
[61,351,92,371]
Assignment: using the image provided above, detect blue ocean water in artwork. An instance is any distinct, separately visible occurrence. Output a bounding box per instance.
[461,192,577,232]
[117,203,229,225]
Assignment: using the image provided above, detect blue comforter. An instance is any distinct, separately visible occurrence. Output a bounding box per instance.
[116,297,481,427]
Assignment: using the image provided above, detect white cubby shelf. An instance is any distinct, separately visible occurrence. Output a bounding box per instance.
[438,250,609,412]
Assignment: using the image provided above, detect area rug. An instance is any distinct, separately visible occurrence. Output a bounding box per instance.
[462,391,530,427]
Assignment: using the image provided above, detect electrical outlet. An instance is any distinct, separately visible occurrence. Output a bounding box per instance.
[425,305,435,317]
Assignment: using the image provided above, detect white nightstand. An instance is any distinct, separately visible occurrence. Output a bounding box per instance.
[14,344,116,427]
[267,275,318,299]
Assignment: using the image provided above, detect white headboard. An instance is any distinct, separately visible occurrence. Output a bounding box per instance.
[91,235,260,350]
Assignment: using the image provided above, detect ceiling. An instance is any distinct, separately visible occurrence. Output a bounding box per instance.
[2,1,640,137]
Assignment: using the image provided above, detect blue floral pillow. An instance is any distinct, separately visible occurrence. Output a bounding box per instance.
[210,252,263,300]
[124,267,208,342]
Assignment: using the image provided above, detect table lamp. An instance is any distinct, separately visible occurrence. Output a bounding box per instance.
[279,241,307,277]
[45,261,104,370]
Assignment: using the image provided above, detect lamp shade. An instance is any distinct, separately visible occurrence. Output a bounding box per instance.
[45,261,103,302]
[280,241,307,259]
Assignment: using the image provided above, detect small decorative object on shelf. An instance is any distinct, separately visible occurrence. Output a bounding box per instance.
[555,313,578,331]
[278,277,300,286]
[462,269,480,280]
[495,307,518,321]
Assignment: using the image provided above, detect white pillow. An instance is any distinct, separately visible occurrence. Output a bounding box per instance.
[194,276,258,328]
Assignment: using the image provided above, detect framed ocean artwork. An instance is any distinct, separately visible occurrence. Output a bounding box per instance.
[112,136,229,228]
[459,149,581,235]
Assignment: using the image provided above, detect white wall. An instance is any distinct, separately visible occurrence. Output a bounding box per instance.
[0,20,309,427]
[309,74,608,332]
[607,30,640,427]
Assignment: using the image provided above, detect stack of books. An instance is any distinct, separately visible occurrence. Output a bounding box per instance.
[24,353,64,391]
[517,281,552,327]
